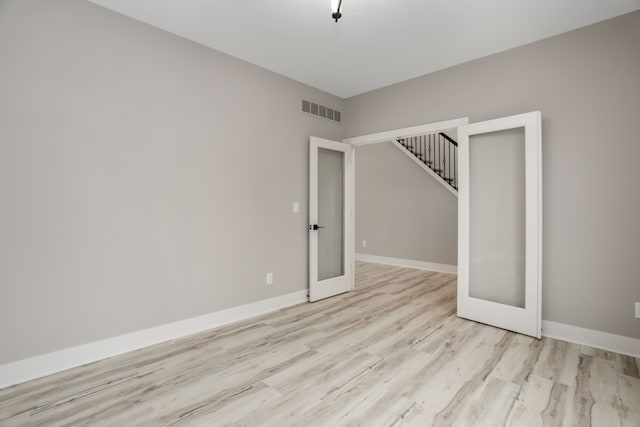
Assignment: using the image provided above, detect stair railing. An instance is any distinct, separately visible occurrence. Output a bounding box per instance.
[397,132,458,190]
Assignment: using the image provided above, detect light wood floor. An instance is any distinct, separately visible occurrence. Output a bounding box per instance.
[1,262,639,426]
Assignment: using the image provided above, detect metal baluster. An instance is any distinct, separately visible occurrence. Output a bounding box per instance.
[444,136,447,178]
[436,134,439,176]
[431,134,435,169]
[438,134,442,175]
[431,134,434,165]
[442,135,445,178]
[454,144,457,188]
[445,136,448,180]
[434,134,437,172]
[433,134,436,172]
[444,136,447,179]
[438,134,441,173]
[442,135,446,179]
[440,135,443,175]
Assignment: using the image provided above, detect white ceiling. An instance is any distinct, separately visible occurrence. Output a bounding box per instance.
[90,0,640,98]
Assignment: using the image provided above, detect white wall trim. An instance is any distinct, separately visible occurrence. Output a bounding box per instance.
[541,320,640,359]
[390,140,458,197]
[343,117,469,146]
[358,256,639,357]
[355,253,457,274]
[0,290,308,389]
[2,286,637,389]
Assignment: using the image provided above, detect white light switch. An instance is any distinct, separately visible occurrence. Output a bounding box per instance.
[292,202,299,214]
[362,240,367,248]
[636,302,640,318]
[266,272,273,285]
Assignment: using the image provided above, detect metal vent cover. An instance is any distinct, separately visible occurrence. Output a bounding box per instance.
[302,99,341,123]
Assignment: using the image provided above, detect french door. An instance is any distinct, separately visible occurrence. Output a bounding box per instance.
[309,137,354,302]
[457,111,542,338]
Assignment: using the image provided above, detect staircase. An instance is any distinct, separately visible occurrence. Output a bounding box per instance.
[396,132,458,192]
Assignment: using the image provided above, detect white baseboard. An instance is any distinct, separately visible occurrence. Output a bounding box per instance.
[0,290,308,389]
[542,320,640,358]
[357,254,639,357]
[3,286,636,390]
[355,253,457,274]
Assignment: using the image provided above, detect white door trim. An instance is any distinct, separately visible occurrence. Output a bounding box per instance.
[457,111,542,338]
[339,117,467,296]
[309,137,354,302]
[343,117,469,146]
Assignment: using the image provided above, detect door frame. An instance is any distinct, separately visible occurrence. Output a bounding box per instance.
[340,114,542,339]
[309,117,468,300]
[341,116,469,267]
[457,111,542,338]
[309,137,355,302]
[343,117,469,147]
[308,117,469,301]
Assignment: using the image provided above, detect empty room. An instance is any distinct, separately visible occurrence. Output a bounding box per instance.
[1,0,639,425]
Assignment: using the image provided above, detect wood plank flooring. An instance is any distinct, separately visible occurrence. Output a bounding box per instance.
[0,262,638,426]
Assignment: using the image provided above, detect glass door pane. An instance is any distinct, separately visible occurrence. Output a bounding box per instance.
[468,128,526,308]
[317,147,345,281]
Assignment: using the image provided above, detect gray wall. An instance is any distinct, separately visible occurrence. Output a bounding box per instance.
[355,142,457,265]
[345,11,640,339]
[0,0,343,364]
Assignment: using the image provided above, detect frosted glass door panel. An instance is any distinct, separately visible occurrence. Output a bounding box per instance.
[469,128,525,308]
[317,148,345,281]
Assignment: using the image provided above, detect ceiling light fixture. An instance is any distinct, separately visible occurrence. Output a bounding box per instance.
[331,0,343,22]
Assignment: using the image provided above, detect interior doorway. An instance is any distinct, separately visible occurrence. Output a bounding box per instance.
[338,113,542,339]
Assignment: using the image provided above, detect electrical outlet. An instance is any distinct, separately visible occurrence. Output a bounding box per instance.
[635,302,640,318]
[362,240,367,248]
[266,272,273,285]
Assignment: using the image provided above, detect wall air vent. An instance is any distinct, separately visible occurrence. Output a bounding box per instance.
[302,99,341,123]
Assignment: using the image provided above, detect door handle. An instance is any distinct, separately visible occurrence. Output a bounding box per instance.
[309,224,325,230]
